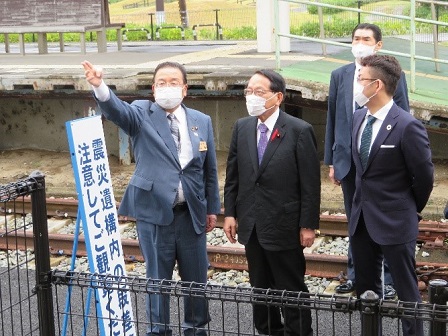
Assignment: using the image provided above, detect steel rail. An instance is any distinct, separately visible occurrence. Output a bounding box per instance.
[3,197,448,242]
[1,228,447,281]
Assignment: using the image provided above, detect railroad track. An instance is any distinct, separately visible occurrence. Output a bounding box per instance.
[1,198,448,281]
[6,197,448,241]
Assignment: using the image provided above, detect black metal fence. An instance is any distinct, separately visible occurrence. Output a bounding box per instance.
[0,172,55,335]
[1,174,448,336]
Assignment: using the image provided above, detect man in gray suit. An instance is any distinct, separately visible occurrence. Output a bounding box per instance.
[324,23,409,297]
[82,60,221,336]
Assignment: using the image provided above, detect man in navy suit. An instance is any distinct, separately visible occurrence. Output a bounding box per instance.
[351,54,433,336]
[324,23,409,297]
[223,70,320,336]
[82,60,221,336]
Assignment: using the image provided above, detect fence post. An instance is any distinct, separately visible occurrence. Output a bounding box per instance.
[430,2,440,72]
[429,279,448,336]
[214,9,220,40]
[360,290,380,336]
[149,12,155,41]
[30,171,56,336]
[317,1,326,56]
[357,1,361,24]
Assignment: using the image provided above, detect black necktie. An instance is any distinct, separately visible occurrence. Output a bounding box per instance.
[359,115,376,170]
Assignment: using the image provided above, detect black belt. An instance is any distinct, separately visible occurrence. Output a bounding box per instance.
[173,202,188,212]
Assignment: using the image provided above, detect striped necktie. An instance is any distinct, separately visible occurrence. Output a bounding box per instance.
[257,123,269,165]
[359,115,376,170]
[167,114,180,152]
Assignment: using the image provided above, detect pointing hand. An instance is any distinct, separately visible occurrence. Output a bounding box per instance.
[81,60,103,88]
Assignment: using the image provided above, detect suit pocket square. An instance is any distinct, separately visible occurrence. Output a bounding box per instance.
[380,145,395,148]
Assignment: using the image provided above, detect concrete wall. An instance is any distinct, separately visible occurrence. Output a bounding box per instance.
[183,97,247,153]
[0,97,101,152]
[0,96,250,157]
[0,95,446,161]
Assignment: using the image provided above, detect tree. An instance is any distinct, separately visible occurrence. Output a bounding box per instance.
[179,0,189,28]
[156,0,165,24]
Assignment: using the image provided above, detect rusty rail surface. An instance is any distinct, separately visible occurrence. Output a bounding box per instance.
[1,227,447,280]
[1,197,447,280]
[4,197,448,242]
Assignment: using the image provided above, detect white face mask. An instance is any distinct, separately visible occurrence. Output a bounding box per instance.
[351,43,376,60]
[354,80,378,107]
[245,93,277,117]
[154,86,184,110]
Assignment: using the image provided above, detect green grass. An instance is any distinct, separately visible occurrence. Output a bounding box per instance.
[1,0,444,43]
[109,0,254,16]
[0,31,122,44]
[108,0,416,40]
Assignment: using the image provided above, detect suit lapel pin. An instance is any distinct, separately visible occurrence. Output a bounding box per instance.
[386,124,392,131]
[270,128,280,141]
[191,126,198,131]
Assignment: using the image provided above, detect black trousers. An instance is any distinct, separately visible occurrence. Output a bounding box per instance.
[342,165,394,286]
[245,229,312,336]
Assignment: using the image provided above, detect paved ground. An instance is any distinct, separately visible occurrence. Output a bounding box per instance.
[2,37,448,109]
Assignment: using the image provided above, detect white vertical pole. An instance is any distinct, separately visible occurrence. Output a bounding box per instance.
[279,1,291,52]
[410,0,416,93]
[274,0,281,70]
[257,0,290,53]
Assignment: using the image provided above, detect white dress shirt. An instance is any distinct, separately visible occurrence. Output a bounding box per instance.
[167,106,193,203]
[92,81,110,102]
[257,108,280,143]
[357,99,394,154]
[353,62,362,112]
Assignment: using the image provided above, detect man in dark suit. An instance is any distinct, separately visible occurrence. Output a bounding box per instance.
[324,23,409,297]
[82,60,221,336]
[223,69,320,336]
[351,54,433,336]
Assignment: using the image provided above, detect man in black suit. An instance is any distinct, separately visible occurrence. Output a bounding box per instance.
[351,54,433,336]
[223,69,320,336]
[324,23,409,297]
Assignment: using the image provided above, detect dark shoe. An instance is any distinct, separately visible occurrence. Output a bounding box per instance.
[384,284,397,299]
[257,328,284,336]
[335,280,355,294]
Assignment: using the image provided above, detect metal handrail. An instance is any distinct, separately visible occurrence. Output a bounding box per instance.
[274,0,448,93]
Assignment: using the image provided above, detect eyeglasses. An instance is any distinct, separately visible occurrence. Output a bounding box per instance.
[243,88,273,97]
[154,81,184,88]
[357,77,378,83]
